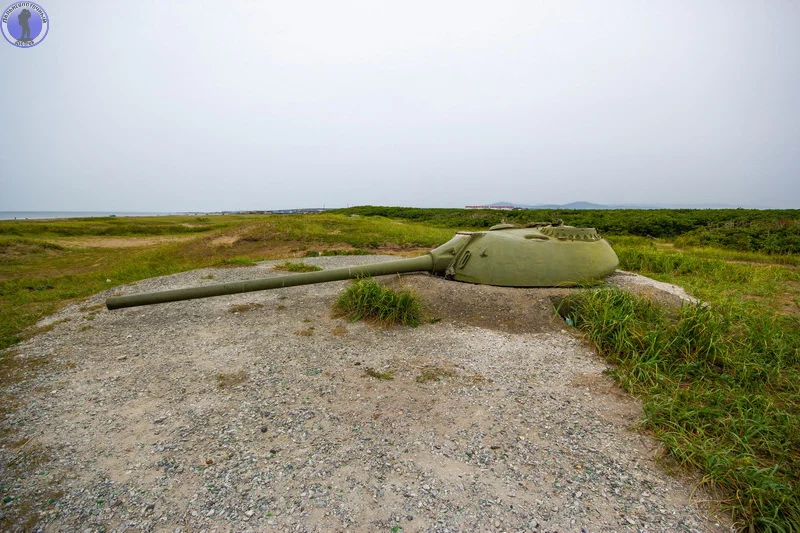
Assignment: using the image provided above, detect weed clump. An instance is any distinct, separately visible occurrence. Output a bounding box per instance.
[560,288,800,530]
[362,367,394,380]
[273,261,322,273]
[216,370,248,388]
[228,303,263,313]
[333,278,420,327]
[415,366,457,383]
[220,256,257,267]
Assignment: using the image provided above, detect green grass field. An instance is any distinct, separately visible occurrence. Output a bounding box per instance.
[1,209,799,531]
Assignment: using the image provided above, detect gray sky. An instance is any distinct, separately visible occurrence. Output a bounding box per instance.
[1,0,799,211]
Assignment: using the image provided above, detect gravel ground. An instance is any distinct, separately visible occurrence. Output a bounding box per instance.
[0,256,731,532]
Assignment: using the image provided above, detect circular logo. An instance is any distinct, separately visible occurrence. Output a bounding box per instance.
[2,2,49,48]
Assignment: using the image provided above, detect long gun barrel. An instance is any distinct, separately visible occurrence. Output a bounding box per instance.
[106,225,619,311]
[106,255,434,310]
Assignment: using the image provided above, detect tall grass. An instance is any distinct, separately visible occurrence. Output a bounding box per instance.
[333,278,421,327]
[614,246,795,302]
[560,289,800,531]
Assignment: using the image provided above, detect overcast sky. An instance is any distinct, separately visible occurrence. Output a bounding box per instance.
[1,0,798,211]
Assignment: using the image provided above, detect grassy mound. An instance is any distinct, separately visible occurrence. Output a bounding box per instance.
[333,278,420,327]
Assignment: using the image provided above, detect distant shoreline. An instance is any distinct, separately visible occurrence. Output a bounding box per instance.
[0,211,170,221]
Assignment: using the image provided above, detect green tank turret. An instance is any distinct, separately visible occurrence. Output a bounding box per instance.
[105,224,618,310]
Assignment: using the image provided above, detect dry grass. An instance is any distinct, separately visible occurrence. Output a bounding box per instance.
[415,365,458,383]
[362,367,394,381]
[228,303,264,313]
[216,371,249,389]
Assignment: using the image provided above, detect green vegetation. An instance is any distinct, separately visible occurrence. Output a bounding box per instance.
[0,215,227,237]
[273,261,322,273]
[362,367,394,381]
[559,290,800,531]
[333,206,800,254]
[333,278,421,327]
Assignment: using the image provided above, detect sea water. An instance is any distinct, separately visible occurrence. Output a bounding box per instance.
[0,211,169,220]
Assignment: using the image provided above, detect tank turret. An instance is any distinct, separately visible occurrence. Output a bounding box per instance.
[106,224,618,310]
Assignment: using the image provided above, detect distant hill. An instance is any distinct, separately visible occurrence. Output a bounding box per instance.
[487,201,762,210]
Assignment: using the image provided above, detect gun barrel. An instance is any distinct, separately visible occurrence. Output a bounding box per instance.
[106,255,434,310]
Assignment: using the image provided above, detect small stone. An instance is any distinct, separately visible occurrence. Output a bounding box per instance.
[245,510,255,517]
[528,519,539,529]
[575,491,583,498]
[270,448,280,454]
[406,515,414,521]
[205,458,214,465]
[260,426,268,433]
[117,355,128,361]
[422,484,430,490]
[207,509,215,517]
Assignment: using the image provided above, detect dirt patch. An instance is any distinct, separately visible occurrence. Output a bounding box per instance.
[53,236,196,248]
[210,234,240,246]
[387,274,573,334]
[0,257,730,532]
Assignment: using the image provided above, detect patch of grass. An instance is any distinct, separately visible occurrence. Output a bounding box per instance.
[0,215,225,238]
[294,327,314,336]
[333,278,421,327]
[273,261,322,273]
[613,243,796,306]
[216,370,249,389]
[228,303,264,313]
[332,325,347,336]
[560,288,800,531]
[362,367,394,381]
[21,318,70,340]
[219,256,257,267]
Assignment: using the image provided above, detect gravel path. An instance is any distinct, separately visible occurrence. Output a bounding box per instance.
[0,256,730,532]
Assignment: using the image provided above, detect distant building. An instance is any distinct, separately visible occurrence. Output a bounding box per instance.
[464,205,517,211]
